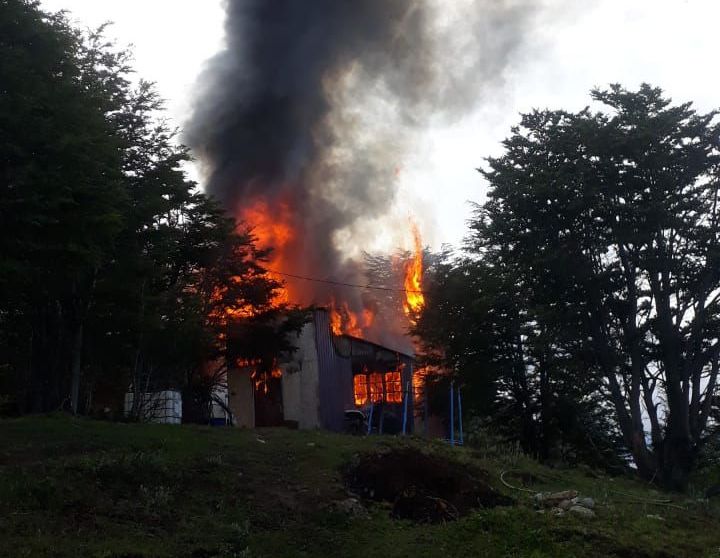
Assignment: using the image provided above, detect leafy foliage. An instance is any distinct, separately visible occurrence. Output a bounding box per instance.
[416,85,720,487]
[0,0,291,419]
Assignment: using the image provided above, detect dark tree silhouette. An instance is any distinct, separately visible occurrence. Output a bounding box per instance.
[0,1,287,418]
[471,85,720,489]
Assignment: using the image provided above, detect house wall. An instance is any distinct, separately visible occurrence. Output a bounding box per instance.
[228,367,255,428]
[281,319,321,429]
[313,309,354,431]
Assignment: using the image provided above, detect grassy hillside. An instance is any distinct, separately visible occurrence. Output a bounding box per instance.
[0,416,718,558]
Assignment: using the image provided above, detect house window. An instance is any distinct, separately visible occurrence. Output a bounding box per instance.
[369,373,384,403]
[353,370,404,406]
[384,371,402,403]
[353,374,369,406]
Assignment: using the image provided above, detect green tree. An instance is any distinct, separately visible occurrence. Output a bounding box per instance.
[0,1,291,420]
[476,84,720,489]
[0,0,124,412]
[414,250,623,468]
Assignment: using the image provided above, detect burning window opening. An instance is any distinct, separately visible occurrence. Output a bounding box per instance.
[353,369,404,406]
[238,358,283,396]
[252,367,283,396]
[369,372,383,403]
[353,374,369,406]
[385,371,402,403]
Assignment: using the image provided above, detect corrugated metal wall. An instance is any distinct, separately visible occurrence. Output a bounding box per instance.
[312,308,415,433]
[313,308,354,431]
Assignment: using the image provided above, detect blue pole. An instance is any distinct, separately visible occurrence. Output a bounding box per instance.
[449,380,455,446]
[402,381,410,435]
[458,386,464,446]
[367,402,374,435]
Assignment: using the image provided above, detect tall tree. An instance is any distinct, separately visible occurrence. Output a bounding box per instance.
[414,250,623,467]
[476,85,720,488]
[0,1,289,418]
[0,1,124,412]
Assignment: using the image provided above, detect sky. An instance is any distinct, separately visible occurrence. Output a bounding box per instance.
[40,0,720,252]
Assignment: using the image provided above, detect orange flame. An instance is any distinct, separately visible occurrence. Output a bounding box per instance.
[352,368,404,406]
[330,305,343,336]
[362,308,375,329]
[403,221,425,317]
[238,198,293,306]
[247,360,283,395]
[412,366,428,404]
[329,299,375,337]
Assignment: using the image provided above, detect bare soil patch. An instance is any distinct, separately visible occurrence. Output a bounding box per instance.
[343,447,514,523]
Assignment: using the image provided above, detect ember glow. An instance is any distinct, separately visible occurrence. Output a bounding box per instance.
[403,221,425,317]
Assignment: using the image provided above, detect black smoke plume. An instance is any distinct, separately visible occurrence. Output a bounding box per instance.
[186,0,538,346]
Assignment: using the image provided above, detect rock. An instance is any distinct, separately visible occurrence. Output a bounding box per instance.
[558,499,574,511]
[571,496,595,509]
[537,490,579,507]
[333,497,368,519]
[646,514,665,521]
[569,505,595,518]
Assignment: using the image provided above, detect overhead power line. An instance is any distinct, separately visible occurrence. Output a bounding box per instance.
[265,269,426,294]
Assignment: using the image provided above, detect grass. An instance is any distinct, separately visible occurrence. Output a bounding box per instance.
[0,415,718,558]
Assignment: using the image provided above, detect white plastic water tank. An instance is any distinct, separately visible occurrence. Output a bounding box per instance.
[124,390,182,424]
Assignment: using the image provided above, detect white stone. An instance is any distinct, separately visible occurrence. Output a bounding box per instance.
[569,505,595,518]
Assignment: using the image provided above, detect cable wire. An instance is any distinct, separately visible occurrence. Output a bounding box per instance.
[265,269,426,294]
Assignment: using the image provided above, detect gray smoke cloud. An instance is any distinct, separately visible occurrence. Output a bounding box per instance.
[186,0,539,343]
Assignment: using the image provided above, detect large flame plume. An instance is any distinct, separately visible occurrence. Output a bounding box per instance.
[187,0,538,350]
[403,221,425,318]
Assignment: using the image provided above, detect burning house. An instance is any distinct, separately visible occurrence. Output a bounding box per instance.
[183,0,530,431]
[228,308,414,433]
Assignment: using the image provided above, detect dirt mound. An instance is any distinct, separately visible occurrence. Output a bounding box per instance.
[343,447,513,523]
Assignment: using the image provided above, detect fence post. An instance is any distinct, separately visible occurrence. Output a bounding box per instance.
[449,380,455,446]
[458,385,464,446]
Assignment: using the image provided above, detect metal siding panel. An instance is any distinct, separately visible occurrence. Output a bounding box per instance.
[311,308,415,433]
[313,309,352,431]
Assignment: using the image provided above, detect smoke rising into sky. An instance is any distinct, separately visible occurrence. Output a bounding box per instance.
[39,0,720,254]
[35,0,720,348]
[185,0,538,273]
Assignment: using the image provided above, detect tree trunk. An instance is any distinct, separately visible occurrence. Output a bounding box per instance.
[70,322,83,415]
[660,434,694,491]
